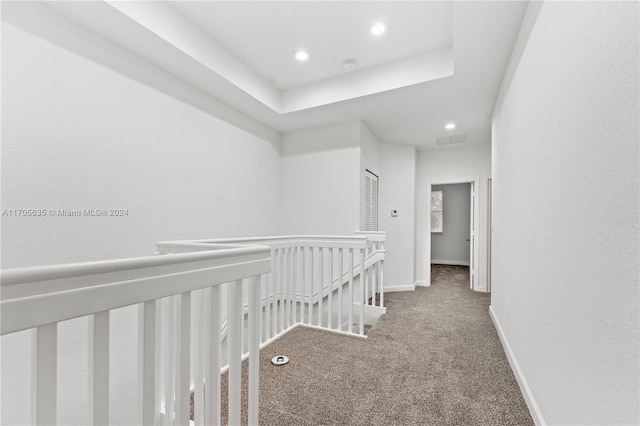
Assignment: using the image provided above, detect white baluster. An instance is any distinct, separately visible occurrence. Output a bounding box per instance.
[372,262,377,307]
[200,290,211,426]
[328,248,334,330]
[307,247,316,325]
[291,246,297,325]
[338,248,344,331]
[359,249,365,335]
[243,279,249,356]
[364,252,369,306]
[380,258,385,308]
[163,298,175,426]
[205,286,221,426]
[289,246,295,327]
[193,292,204,425]
[228,280,243,426]
[291,246,300,324]
[278,249,285,333]
[349,248,354,334]
[155,301,162,426]
[32,324,57,426]
[248,276,261,426]
[318,248,324,327]
[266,251,274,341]
[300,246,306,325]
[175,293,190,426]
[283,248,289,329]
[89,311,109,425]
[138,300,157,425]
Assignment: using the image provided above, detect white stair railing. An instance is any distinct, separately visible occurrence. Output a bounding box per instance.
[1,246,270,426]
[156,233,387,343]
[356,231,387,308]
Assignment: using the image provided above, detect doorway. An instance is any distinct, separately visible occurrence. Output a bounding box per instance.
[425,179,479,290]
[431,182,471,262]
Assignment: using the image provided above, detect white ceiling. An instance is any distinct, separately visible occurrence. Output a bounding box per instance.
[169,1,453,90]
[15,1,528,151]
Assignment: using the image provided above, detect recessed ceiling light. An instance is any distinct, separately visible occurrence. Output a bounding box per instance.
[445,122,456,130]
[371,22,386,36]
[294,50,310,61]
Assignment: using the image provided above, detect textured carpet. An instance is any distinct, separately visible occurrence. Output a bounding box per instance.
[217,264,533,425]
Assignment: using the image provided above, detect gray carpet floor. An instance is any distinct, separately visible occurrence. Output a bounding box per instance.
[219,265,534,425]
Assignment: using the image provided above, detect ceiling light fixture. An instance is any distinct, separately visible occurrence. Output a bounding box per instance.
[294,50,310,61]
[371,22,386,36]
[445,122,456,130]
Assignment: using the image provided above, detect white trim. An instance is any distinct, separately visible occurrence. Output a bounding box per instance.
[425,179,480,291]
[384,283,416,293]
[431,260,470,266]
[415,280,429,287]
[489,306,545,426]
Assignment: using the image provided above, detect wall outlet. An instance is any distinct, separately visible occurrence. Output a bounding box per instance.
[391,209,398,217]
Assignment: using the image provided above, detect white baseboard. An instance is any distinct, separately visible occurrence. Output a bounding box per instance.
[489,306,545,426]
[431,260,470,266]
[384,283,416,293]
[415,280,429,287]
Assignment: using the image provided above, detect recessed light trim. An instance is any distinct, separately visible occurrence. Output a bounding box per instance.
[371,22,386,36]
[445,122,456,130]
[294,50,310,61]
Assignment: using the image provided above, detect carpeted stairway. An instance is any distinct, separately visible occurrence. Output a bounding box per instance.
[220,264,534,425]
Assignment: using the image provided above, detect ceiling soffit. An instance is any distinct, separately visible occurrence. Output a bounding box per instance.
[98,1,455,114]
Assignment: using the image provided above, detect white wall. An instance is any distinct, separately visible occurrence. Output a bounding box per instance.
[490,2,639,425]
[1,22,281,425]
[279,121,361,235]
[415,144,491,290]
[280,120,417,290]
[360,124,417,289]
[378,143,417,289]
[431,183,471,265]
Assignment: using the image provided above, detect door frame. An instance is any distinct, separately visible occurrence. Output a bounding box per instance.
[424,178,480,290]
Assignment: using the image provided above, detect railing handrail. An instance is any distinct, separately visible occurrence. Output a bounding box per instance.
[1,232,386,425]
[1,246,271,335]
[156,235,369,254]
[157,234,387,312]
[158,234,368,244]
[364,249,386,268]
[354,231,387,242]
[1,245,269,287]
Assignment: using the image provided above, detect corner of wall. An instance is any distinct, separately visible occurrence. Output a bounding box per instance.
[492,1,544,119]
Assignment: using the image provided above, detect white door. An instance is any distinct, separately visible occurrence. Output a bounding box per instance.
[469,182,475,289]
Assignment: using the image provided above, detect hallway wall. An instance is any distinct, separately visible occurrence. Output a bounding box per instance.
[415,144,491,291]
[280,121,417,289]
[491,2,639,425]
[378,143,417,289]
[1,22,281,425]
[280,121,361,235]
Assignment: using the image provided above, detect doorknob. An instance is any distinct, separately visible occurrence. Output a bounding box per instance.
[466,237,470,242]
